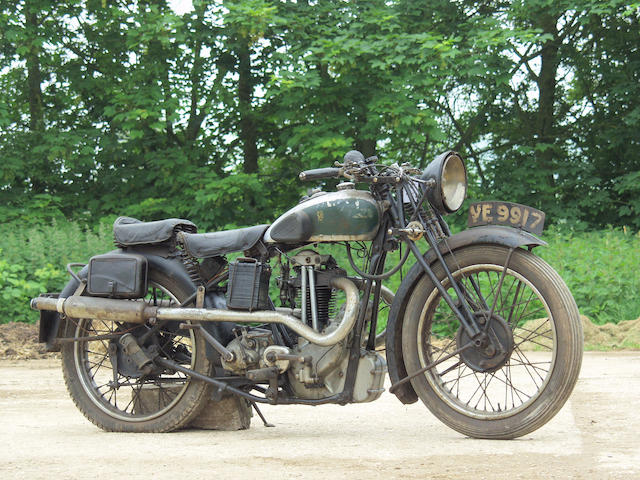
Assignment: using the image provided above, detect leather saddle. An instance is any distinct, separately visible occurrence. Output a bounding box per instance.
[113,217,269,258]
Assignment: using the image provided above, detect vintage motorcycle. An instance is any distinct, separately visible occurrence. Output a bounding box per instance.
[31,150,583,439]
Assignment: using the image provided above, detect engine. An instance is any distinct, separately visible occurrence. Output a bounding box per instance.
[287,325,386,403]
[220,249,386,403]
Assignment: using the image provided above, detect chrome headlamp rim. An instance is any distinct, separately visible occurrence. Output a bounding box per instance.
[421,151,468,215]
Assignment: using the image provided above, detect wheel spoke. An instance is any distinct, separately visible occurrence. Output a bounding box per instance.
[506,280,523,327]
[465,372,487,408]
[439,359,464,377]
[514,320,553,348]
[513,290,536,327]
[512,348,544,387]
[416,255,563,421]
[88,355,109,380]
[441,366,476,387]
[430,336,457,362]
[509,358,550,376]
[490,364,533,402]
[473,371,497,411]
[70,280,199,425]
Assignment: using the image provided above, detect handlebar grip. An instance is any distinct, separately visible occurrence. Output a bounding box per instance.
[299,167,341,181]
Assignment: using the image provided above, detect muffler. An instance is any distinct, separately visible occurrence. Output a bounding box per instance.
[31,277,359,347]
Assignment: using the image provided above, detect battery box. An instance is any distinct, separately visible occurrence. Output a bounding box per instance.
[226,258,271,311]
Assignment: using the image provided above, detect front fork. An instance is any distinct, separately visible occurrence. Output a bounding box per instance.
[388,229,515,393]
[407,234,481,340]
[387,187,488,343]
[405,224,515,347]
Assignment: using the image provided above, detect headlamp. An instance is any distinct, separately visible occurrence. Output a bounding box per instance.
[421,151,467,214]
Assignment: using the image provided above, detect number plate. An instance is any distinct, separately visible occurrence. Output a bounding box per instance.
[468,202,545,235]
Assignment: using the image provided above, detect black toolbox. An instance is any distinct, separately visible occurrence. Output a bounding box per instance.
[87,253,148,298]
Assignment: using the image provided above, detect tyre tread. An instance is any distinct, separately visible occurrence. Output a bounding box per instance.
[402,245,583,439]
[60,269,213,433]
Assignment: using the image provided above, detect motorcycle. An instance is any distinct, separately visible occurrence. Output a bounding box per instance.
[31,150,583,439]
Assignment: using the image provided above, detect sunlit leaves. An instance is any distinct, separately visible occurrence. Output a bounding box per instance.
[0,0,637,230]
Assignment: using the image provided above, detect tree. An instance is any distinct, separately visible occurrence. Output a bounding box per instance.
[0,0,638,230]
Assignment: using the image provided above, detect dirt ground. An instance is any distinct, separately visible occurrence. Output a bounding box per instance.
[1,352,639,480]
[2,315,640,361]
[0,322,59,360]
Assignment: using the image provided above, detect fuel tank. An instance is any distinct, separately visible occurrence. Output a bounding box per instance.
[264,190,382,243]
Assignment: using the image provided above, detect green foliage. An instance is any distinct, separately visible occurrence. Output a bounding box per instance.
[0,220,113,324]
[0,253,48,324]
[2,222,638,328]
[537,227,640,325]
[0,1,637,230]
[2,219,113,270]
[190,171,277,229]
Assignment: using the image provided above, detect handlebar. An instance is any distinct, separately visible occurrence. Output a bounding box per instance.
[299,167,342,182]
[299,150,419,184]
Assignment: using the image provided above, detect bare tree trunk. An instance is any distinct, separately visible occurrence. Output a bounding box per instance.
[238,41,258,174]
[535,12,560,201]
[25,4,44,132]
[356,139,376,158]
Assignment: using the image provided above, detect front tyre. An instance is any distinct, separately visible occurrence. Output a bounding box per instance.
[61,269,212,432]
[401,245,583,439]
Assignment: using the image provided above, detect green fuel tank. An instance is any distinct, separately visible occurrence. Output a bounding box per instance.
[264,189,382,243]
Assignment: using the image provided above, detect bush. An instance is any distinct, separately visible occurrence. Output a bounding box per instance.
[0,221,113,323]
[537,227,640,325]
[1,219,638,327]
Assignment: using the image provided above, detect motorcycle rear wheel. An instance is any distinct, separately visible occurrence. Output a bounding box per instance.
[61,269,212,432]
[401,245,583,439]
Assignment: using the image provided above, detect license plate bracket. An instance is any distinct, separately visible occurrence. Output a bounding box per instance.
[467,201,545,235]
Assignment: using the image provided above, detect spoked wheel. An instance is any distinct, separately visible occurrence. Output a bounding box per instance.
[61,270,212,432]
[402,245,583,439]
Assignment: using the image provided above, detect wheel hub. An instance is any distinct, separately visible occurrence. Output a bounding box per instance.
[456,312,514,373]
[113,341,146,378]
[111,332,161,379]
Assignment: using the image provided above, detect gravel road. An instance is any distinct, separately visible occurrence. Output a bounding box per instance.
[1,352,638,480]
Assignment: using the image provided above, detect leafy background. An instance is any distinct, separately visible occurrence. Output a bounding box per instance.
[0,0,638,326]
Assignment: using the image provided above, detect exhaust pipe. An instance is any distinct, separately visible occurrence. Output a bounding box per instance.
[31,277,359,347]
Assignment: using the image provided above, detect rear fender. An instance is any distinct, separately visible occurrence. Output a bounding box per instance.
[386,226,547,404]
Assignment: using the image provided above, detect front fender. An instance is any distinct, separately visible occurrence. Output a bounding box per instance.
[386,226,546,404]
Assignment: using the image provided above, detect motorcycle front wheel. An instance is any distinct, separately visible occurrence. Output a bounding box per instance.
[401,244,583,439]
[61,269,212,432]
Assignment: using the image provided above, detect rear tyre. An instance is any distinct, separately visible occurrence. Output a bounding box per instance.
[61,269,212,432]
[402,245,583,439]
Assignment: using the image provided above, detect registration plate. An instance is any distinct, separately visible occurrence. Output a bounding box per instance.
[467,201,545,235]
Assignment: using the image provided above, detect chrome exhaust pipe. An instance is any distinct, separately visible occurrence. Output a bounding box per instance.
[30,295,156,324]
[31,277,359,347]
